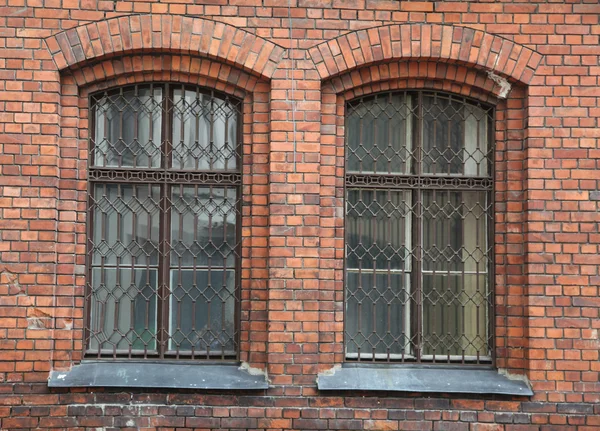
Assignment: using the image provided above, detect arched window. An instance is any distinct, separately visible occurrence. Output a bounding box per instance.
[85,83,242,360]
[345,91,494,363]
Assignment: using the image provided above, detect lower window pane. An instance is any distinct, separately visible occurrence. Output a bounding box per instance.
[346,271,410,359]
[422,273,489,359]
[169,269,236,356]
[89,268,158,353]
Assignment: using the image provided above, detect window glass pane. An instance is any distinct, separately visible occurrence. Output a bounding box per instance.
[172,89,238,171]
[169,185,238,357]
[464,105,490,176]
[422,274,488,358]
[422,94,489,176]
[169,269,236,355]
[346,271,409,359]
[422,190,489,272]
[346,188,412,360]
[91,184,160,267]
[421,190,490,359]
[346,92,412,174]
[93,86,162,168]
[170,186,238,267]
[346,189,411,270]
[88,268,158,353]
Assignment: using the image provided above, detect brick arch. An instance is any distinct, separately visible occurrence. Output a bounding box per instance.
[45,14,286,80]
[327,61,505,101]
[309,23,543,85]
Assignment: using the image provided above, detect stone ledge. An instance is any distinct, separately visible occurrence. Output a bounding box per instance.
[317,365,533,396]
[48,361,269,390]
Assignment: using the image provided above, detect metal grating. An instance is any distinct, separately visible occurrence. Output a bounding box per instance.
[345,91,494,364]
[85,83,242,360]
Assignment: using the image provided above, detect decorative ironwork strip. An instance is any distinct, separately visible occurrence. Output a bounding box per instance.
[89,168,242,185]
[346,174,492,190]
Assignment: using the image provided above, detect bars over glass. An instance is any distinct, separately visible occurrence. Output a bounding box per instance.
[345,91,494,364]
[86,84,242,360]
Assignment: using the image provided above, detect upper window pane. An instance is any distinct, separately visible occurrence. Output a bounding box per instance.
[346,92,413,175]
[172,88,239,171]
[93,86,163,168]
[422,93,491,176]
[91,85,241,172]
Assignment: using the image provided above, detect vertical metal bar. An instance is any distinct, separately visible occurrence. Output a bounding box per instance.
[357,189,364,361]
[149,85,156,169]
[223,96,229,172]
[234,98,243,361]
[488,108,496,366]
[133,85,139,168]
[414,91,423,362]
[206,184,214,359]
[103,93,110,167]
[178,85,186,170]
[147,184,155,356]
[446,189,452,363]
[222,186,230,359]
[358,104,364,174]
[157,83,170,359]
[117,87,124,167]
[387,93,393,174]
[209,91,215,171]
[114,184,123,358]
[84,97,98,357]
[475,190,481,363]
[131,185,138,357]
[386,188,392,362]
[195,88,201,171]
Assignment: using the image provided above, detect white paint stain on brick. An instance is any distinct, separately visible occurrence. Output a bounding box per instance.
[487,71,512,99]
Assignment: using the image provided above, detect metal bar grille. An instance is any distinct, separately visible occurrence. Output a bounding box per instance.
[344,90,494,364]
[85,83,242,360]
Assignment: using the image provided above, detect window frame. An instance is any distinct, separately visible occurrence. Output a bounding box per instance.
[83,82,243,361]
[343,89,496,366]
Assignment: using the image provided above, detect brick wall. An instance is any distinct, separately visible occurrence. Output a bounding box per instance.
[1,1,599,429]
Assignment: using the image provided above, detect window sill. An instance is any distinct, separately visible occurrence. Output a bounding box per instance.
[47,361,269,390]
[317,364,533,396]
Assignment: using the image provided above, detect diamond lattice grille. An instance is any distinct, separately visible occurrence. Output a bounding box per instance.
[345,91,494,364]
[86,84,242,360]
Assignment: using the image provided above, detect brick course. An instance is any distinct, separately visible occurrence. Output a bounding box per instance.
[1,0,600,429]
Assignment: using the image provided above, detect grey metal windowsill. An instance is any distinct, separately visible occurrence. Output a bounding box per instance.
[48,361,269,390]
[317,364,533,396]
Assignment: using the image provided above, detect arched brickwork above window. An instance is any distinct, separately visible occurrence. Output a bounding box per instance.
[45,14,286,80]
[309,24,543,86]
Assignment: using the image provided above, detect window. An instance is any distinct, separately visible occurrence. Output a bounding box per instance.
[85,83,242,360]
[345,91,494,363]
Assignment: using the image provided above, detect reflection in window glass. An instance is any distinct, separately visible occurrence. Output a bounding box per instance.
[169,269,235,354]
[346,92,413,174]
[93,86,162,168]
[172,88,238,171]
[89,268,157,353]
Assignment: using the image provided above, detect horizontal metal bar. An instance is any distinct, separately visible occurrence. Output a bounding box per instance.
[89,168,241,185]
[346,174,492,190]
[346,269,411,273]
